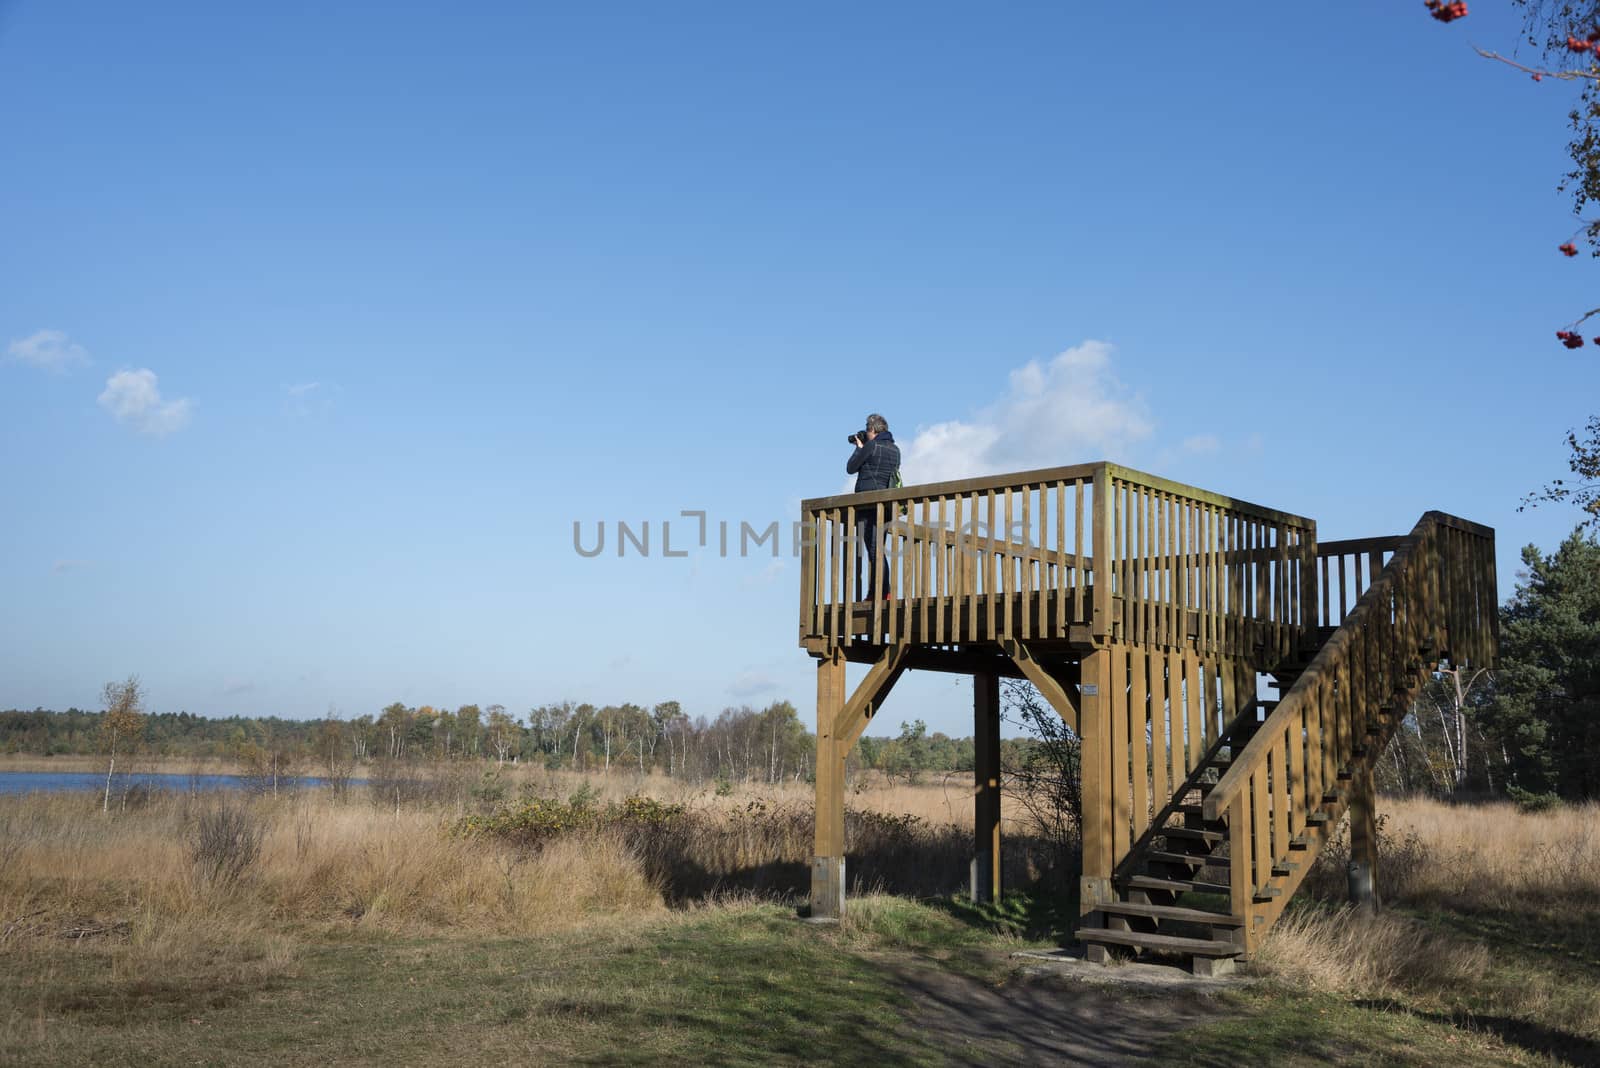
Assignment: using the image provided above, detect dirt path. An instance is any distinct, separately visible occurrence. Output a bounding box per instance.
[879,950,1236,1066]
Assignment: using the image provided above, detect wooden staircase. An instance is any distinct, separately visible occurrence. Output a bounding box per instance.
[1075,511,1498,973]
[798,463,1496,939]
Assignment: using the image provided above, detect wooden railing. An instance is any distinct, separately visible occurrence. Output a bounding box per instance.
[1203,512,1497,951]
[1102,466,1316,661]
[1315,536,1406,628]
[799,461,1318,656]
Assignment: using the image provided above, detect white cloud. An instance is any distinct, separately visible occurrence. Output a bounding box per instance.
[739,559,787,590]
[1182,433,1221,455]
[899,341,1153,484]
[97,369,194,436]
[6,329,88,371]
[728,670,780,698]
[51,559,91,575]
[284,381,337,419]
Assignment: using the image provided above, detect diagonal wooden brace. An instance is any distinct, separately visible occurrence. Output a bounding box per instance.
[1002,639,1080,733]
[836,644,910,751]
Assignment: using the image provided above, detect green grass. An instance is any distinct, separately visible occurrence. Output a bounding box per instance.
[1144,896,1600,1068]
[1148,986,1559,1068]
[4,891,1594,1067]
[0,900,1037,1067]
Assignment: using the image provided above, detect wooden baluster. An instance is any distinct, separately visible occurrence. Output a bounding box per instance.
[1184,650,1203,775]
[986,491,998,641]
[1111,648,1130,863]
[1001,488,1014,642]
[1303,674,1324,827]
[1196,504,1210,652]
[902,497,915,641]
[919,497,931,642]
[1151,649,1170,816]
[1119,482,1132,645]
[806,508,819,633]
[1075,480,1087,631]
[1091,469,1110,639]
[827,509,839,646]
[1020,485,1032,641]
[1272,732,1289,861]
[1165,492,1176,644]
[960,493,972,642]
[869,501,883,644]
[935,497,947,645]
[1229,796,1253,943]
[1251,762,1270,897]
[844,504,857,648]
[1142,486,1154,645]
[1130,649,1150,841]
[1319,554,1330,628]
[1054,480,1066,638]
[1181,497,1194,645]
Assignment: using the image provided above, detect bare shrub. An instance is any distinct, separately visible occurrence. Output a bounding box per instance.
[999,681,1082,889]
[1301,813,1430,903]
[189,800,265,888]
[366,761,478,811]
[458,793,1066,902]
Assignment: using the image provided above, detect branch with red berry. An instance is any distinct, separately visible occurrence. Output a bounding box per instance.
[1426,2,1600,349]
[1426,1,1469,23]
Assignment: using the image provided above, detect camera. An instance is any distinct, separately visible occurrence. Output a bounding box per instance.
[847,429,869,445]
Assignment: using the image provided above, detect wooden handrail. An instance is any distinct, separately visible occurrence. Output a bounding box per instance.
[801,462,1104,512]
[802,461,1315,529]
[1198,509,1495,953]
[801,461,1323,653]
[1203,516,1428,822]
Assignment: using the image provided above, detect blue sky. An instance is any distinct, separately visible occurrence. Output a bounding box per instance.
[2,2,1596,737]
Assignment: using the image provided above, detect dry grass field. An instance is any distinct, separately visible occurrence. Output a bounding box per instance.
[0,771,1596,1065]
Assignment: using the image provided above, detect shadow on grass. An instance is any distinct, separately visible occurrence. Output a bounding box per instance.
[1355,999,1600,1067]
[927,881,1083,946]
[1406,901,1600,982]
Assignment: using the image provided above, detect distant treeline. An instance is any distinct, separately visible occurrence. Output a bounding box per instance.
[7,529,1593,801]
[0,702,1020,785]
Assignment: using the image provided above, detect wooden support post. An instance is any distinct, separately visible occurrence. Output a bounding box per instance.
[811,649,847,919]
[1079,647,1114,915]
[1348,760,1379,913]
[972,672,1001,904]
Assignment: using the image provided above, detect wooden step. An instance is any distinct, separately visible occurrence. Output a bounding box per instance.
[1074,927,1243,958]
[1124,874,1231,896]
[1097,901,1245,927]
[1149,850,1228,868]
[1175,802,1205,816]
[1161,826,1224,843]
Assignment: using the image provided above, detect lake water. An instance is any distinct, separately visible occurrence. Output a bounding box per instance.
[0,771,353,796]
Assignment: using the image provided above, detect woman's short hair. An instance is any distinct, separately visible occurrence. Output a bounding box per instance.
[866,413,889,434]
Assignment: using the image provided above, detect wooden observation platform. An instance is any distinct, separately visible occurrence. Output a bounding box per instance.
[799,461,1497,972]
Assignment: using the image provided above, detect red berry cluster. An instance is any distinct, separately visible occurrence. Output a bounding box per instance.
[1566,29,1600,53]
[1425,1,1468,22]
[1556,330,1587,349]
[1561,241,1580,256]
